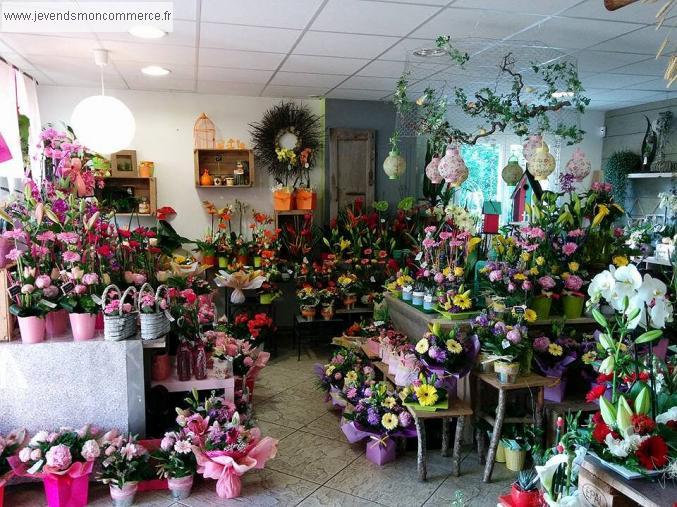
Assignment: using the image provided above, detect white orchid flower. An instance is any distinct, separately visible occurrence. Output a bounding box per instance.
[612,265,642,298]
[588,269,615,302]
[638,274,667,302]
[649,298,673,329]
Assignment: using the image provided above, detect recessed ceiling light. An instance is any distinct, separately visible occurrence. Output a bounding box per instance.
[129,25,166,39]
[551,91,574,99]
[142,65,170,76]
[413,47,446,57]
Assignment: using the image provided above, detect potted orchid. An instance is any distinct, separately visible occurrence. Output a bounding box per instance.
[154,431,197,501]
[99,432,151,507]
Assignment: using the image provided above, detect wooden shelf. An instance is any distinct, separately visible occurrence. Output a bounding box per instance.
[627,172,676,179]
[194,148,255,188]
[97,177,157,216]
[196,184,252,188]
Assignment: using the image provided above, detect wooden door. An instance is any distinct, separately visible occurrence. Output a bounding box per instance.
[329,128,375,218]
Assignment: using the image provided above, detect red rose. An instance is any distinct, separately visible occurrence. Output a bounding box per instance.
[635,436,669,470]
[97,245,112,257]
[118,229,132,239]
[592,421,612,443]
[585,384,607,403]
[631,414,656,435]
[235,313,249,325]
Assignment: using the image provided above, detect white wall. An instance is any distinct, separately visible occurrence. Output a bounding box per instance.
[37,86,324,240]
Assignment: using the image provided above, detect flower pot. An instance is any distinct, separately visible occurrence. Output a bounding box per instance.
[259,293,275,305]
[69,312,97,341]
[562,294,584,319]
[236,254,249,266]
[151,351,171,381]
[528,295,552,320]
[46,309,69,337]
[504,448,527,472]
[402,288,413,301]
[43,473,91,507]
[273,189,293,211]
[18,315,46,344]
[423,295,434,311]
[476,353,494,373]
[342,294,357,309]
[168,475,193,501]
[109,482,138,507]
[510,484,541,507]
[321,305,335,320]
[495,440,506,463]
[301,306,316,321]
[217,256,229,268]
[544,376,567,402]
[202,254,216,267]
[212,357,233,379]
[253,256,262,268]
[295,188,316,210]
[0,237,10,269]
[411,291,425,306]
[494,361,520,384]
[139,161,154,178]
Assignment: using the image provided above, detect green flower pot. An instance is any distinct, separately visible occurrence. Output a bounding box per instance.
[562,295,584,319]
[218,256,229,269]
[260,293,275,305]
[528,295,552,321]
[254,256,262,268]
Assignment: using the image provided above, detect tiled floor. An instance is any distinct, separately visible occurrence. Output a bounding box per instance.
[5,347,514,506]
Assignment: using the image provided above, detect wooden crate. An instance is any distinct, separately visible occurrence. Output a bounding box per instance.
[96,177,157,216]
[578,464,635,507]
[193,148,255,188]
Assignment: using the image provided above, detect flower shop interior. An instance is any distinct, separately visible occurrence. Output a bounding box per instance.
[0,0,676,506]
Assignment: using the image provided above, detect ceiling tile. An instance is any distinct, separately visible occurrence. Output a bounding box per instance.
[103,40,195,65]
[201,0,323,29]
[586,89,672,102]
[26,55,126,88]
[591,25,673,54]
[294,31,398,58]
[569,50,648,73]
[452,0,580,15]
[271,72,347,87]
[124,77,195,92]
[515,17,644,49]
[379,37,494,61]
[326,88,390,100]
[357,59,411,78]
[581,73,655,89]
[368,0,449,4]
[626,78,671,91]
[559,0,670,25]
[198,66,273,83]
[0,34,98,59]
[311,0,440,36]
[609,56,670,76]
[198,48,284,70]
[411,8,546,40]
[196,80,263,95]
[338,75,397,91]
[200,23,299,52]
[281,54,369,74]
[99,20,196,47]
[261,84,328,98]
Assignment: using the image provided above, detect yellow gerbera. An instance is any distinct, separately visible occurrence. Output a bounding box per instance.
[568,262,579,272]
[415,338,430,354]
[514,273,527,281]
[520,252,531,262]
[453,266,464,277]
[345,370,358,383]
[561,272,570,280]
[613,255,629,267]
[414,384,439,407]
[581,351,596,365]
[536,256,545,266]
[381,413,399,430]
[529,267,539,276]
[452,293,472,310]
[382,396,396,409]
[524,309,537,322]
[548,343,563,357]
[446,339,462,354]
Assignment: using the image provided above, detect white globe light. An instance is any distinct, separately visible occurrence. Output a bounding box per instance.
[71,95,135,154]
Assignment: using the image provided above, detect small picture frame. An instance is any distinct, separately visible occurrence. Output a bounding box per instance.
[111,150,138,177]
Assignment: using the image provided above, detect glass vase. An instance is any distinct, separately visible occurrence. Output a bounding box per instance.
[177,342,192,381]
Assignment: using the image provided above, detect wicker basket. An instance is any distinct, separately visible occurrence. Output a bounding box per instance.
[138,283,171,341]
[101,285,138,341]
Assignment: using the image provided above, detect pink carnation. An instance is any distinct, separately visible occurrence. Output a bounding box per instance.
[538,276,556,290]
[62,251,81,263]
[564,275,584,291]
[567,228,584,238]
[82,273,99,286]
[488,270,503,282]
[562,242,578,256]
[45,444,72,470]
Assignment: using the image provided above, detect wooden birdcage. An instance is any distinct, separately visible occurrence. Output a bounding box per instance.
[193,113,216,149]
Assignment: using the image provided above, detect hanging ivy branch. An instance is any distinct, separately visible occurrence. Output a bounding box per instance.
[394,38,591,146]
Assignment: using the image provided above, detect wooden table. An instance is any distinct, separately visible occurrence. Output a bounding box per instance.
[360,342,380,361]
[473,371,556,483]
[579,455,676,507]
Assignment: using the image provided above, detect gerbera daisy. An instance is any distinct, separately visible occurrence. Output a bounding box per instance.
[581,351,596,364]
[548,343,563,357]
[635,435,669,470]
[381,413,398,431]
[446,339,462,354]
[345,370,358,383]
[524,309,537,322]
[415,338,429,354]
[382,396,396,409]
[452,293,471,310]
[414,384,439,407]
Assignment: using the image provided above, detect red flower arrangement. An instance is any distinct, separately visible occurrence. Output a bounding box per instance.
[635,435,669,470]
[585,384,607,403]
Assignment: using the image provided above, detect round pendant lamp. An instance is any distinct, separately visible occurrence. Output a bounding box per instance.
[438,145,468,187]
[501,155,523,185]
[527,141,556,180]
[71,50,135,154]
[383,149,406,180]
[565,147,591,181]
[425,155,442,184]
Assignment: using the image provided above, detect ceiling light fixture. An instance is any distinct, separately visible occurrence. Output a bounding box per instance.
[129,25,166,39]
[71,49,136,154]
[551,90,574,99]
[142,65,170,76]
[413,47,446,57]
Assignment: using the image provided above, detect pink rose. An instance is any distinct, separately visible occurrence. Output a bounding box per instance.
[243,356,254,367]
[73,284,87,295]
[81,440,100,461]
[82,273,99,286]
[132,273,146,285]
[21,284,34,294]
[43,286,59,298]
[45,444,72,471]
[35,275,51,289]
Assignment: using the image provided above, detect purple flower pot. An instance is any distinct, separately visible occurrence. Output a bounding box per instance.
[365,436,396,465]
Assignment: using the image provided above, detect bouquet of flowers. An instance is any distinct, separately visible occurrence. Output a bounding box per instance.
[480,260,534,308]
[226,312,275,345]
[154,431,197,500]
[341,365,377,406]
[400,373,448,410]
[191,411,278,499]
[314,347,365,395]
[98,432,152,505]
[0,429,26,484]
[436,285,473,315]
[532,331,579,379]
[296,285,319,307]
[473,311,531,376]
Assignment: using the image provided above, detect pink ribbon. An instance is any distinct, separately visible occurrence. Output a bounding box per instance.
[8,456,93,481]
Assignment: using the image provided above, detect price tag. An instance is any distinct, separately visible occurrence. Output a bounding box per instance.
[7,285,21,297]
[501,339,511,350]
[164,309,175,322]
[512,305,526,314]
[60,282,75,295]
[415,252,423,261]
[91,295,103,305]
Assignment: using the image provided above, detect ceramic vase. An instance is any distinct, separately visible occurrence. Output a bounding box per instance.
[18,316,46,344]
[69,312,97,341]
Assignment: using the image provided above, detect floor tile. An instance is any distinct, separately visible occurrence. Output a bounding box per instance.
[300,411,346,442]
[180,469,318,506]
[254,418,299,441]
[325,453,450,507]
[298,486,381,506]
[267,431,363,484]
[255,390,329,429]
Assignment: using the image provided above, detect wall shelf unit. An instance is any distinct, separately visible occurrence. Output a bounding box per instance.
[193,148,255,188]
[96,176,157,216]
[627,172,676,179]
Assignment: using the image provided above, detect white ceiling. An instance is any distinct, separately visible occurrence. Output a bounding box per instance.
[0,0,676,110]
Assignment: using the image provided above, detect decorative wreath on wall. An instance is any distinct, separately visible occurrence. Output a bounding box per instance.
[249,101,321,186]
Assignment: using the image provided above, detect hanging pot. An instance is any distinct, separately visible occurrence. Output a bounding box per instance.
[501,155,523,185]
[425,156,442,183]
[527,142,556,180]
[438,145,468,187]
[565,147,591,181]
[383,150,406,180]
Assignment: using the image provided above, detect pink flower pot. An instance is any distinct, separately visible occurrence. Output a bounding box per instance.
[168,475,194,501]
[69,313,97,341]
[94,311,104,330]
[109,482,138,507]
[18,316,46,344]
[43,473,90,507]
[46,309,69,338]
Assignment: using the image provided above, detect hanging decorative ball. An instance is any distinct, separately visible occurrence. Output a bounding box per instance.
[527,142,556,180]
[438,145,468,188]
[565,147,591,181]
[425,156,442,184]
[383,149,406,180]
[522,134,543,161]
[501,155,523,186]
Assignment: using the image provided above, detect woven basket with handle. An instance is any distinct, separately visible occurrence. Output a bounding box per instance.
[138,283,171,341]
[101,284,138,341]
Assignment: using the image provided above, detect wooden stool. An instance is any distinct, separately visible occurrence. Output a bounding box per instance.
[472,372,555,483]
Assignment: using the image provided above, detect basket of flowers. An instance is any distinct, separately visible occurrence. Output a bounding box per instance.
[102,285,138,341]
[138,284,171,340]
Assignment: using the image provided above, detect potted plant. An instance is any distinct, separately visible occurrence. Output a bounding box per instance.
[533,330,578,402]
[473,312,531,383]
[257,281,281,305]
[8,269,51,344]
[318,287,337,320]
[0,429,25,506]
[296,285,319,320]
[272,184,294,211]
[502,437,531,472]
[99,433,151,507]
[154,432,197,501]
[528,275,557,320]
[337,273,359,309]
[510,469,541,507]
[58,267,102,341]
[194,234,218,268]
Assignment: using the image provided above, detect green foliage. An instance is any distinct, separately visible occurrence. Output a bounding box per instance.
[460,144,499,203]
[603,150,641,205]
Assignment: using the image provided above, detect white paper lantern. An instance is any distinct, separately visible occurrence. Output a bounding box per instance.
[425,156,442,184]
[527,141,556,180]
[438,145,468,187]
[522,134,543,161]
[565,147,591,181]
[71,95,135,154]
[383,150,406,180]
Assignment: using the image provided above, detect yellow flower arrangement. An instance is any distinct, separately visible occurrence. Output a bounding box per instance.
[414,384,439,407]
[568,262,579,272]
[612,255,629,267]
[452,293,472,310]
[582,351,596,364]
[345,370,358,383]
[548,343,563,357]
[446,339,462,354]
[382,396,397,409]
[453,266,464,277]
[381,413,399,431]
[415,338,430,354]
